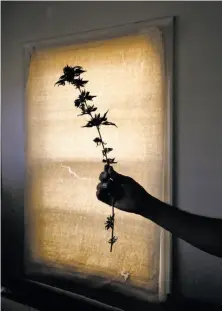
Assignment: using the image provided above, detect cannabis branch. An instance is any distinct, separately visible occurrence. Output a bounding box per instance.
[55,65,118,252]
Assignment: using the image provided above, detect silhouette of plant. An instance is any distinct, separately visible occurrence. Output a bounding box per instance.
[55,65,118,252]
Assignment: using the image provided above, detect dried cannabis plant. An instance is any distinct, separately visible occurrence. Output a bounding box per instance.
[55,65,118,252]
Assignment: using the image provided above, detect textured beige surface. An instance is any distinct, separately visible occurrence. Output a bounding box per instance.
[26,29,165,294]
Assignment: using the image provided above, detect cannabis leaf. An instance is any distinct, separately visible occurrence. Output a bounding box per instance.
[72,66,86,76]
[105,215,115,230]
[72,78,88,89]
[103,158,117,164]
[55,78,66,86]
[108,236,118,244]
[55,65,86,86]
[102,121,117,127]
[82,113,103,127]
[102,148,113,156]
[74,99,81,108]
[101,110,108,121]
[77,90,96,103]
[93,137,106,146]
[78,105,97,116]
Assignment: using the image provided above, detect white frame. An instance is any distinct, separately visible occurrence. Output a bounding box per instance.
[23,16,174,303]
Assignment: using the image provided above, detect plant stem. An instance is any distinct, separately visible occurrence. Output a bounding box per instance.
[94,124,116,252]
[77,87,109,163]
[96,125,109,162]
[110,200,115,252]
[76,86,116,250]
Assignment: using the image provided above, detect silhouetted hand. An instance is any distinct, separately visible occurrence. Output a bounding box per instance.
[97,167,222,258]
[96,165,156,216]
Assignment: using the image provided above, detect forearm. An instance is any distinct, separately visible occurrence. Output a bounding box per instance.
[141,197,222,258]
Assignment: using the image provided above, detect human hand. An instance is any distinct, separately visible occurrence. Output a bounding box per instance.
[96,165,155,216]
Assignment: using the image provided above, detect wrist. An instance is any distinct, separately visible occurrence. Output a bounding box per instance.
[140,194,163,222]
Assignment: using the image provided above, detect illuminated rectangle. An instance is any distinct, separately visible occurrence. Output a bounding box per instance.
[26,29,166,297]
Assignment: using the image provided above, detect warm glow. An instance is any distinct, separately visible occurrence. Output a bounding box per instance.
[26,28,166,294]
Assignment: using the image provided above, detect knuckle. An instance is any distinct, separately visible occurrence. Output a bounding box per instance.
[96,190,100,199]
[96,182,102,190]
[99,171,108,182]
[99,172,103,181]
